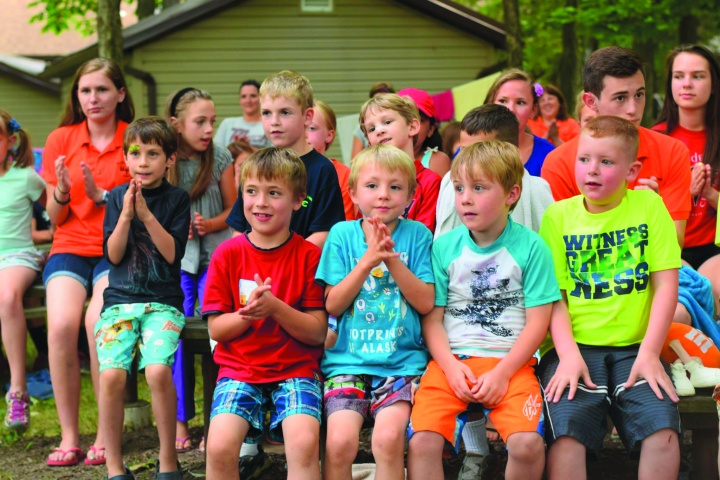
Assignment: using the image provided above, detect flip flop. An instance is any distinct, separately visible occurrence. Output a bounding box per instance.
[84,445,107,465]
[47,447,85,467]
[175,435,192,453]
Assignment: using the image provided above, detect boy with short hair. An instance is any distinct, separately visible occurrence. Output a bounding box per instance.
[407,141,560,480]
[317,144,435,480]
[203,147,327,480]
[96,117,190,480]
[539,116,681,480]
[541,46,690,245]
[435,104,554,240]
[360,93,441,232]
[225,70,345,249]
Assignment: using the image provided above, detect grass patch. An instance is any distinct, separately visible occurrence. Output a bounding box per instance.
[1,358,206,447]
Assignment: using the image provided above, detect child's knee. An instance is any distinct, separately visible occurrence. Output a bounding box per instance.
[408,431,445,457]
[144,364,173,388]
[643,428,679,452]
[325,426,359,460]
[100,368,127,391]
[507,432,544,463]
[285,426,319,455]
[371,422,407,456]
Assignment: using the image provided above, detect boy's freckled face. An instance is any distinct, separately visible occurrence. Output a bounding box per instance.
[453,169,516,244]
[261,96,311,149]
[575,133,639,213]
[124,140,174,189]
[363,108,417,151]
[242,174,302,239]
[350,163,413,229]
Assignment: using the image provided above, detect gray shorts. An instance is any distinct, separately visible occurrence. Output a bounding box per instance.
[538,345,681,455]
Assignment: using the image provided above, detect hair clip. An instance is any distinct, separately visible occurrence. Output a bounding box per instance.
[534,83,544,97]
[8,118,21,133]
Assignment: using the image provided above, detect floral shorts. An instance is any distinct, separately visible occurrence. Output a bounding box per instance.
[0,247,45,273]
[95,302,184,373]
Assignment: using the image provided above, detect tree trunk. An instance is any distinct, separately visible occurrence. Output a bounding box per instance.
[558,0,579,114]
[163,0,180,8]
[136,0,155,20]
[632,39,657,127]
[679,15,700,44]
[502,0,523,68]
[97,0,123,64]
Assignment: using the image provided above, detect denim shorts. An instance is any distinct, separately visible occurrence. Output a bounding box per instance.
[43,253,110,294]
[210,377,323,444]
[95,302,185,373]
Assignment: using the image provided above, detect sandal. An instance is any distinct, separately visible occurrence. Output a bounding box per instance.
[175,435,192,453]
[84,444,107,465]
[47,447,85,467]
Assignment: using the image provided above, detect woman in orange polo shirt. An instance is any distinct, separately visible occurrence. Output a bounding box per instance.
[527,84,580,146]
[41,58,134,467]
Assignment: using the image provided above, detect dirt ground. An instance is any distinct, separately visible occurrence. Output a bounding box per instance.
[0,425,697,479]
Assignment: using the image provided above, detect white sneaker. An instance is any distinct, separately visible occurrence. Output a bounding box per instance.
[670,360,695,396]
[685,357,720,388]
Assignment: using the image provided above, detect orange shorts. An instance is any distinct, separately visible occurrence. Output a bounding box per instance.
[409,357,543,448]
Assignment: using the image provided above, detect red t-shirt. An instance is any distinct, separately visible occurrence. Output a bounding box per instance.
[202,233,325,383]
[653,123,714,247]
[42,121,131,257]
[331,158,356,221]
[527,117,580,145]
[406,159,441,233]
[541,126,691,221]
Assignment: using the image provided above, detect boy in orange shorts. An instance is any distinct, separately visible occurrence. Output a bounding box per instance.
[407,141,560,480]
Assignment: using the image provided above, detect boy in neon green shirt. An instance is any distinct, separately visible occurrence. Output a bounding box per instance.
[538,116,681,480]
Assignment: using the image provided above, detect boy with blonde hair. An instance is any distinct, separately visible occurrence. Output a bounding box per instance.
[407,141,560,480]
[226,70,344,249]
[317,144,435,479]
[539,116,681,480]
[203,147,327,480]
[360,94,441,233]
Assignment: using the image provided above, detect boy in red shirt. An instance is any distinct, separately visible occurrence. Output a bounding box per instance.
[202,148,327,480]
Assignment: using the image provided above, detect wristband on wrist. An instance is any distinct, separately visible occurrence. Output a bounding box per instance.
[56,185,70,195]
[53,188,70,205]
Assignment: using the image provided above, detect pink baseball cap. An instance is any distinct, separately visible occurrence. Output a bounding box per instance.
[398,87,436,119]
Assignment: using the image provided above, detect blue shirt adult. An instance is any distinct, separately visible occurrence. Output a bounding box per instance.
[525,135,555,177]
[226,148,345,237]
[316,219,434,378]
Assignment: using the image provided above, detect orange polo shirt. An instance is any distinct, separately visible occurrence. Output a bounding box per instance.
[541,126,691,221]
[42,120,131,257]
[527,117,580,145]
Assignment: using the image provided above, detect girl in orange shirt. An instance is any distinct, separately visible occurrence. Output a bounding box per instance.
[527,84,580,145]
[42,58,134,467]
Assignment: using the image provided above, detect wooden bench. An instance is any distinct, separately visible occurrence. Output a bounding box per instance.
[180,316,720,477]
[678,388,718,480]
[180,316,218,445]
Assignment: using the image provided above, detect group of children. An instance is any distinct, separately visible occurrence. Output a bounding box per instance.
[0,42,712,480]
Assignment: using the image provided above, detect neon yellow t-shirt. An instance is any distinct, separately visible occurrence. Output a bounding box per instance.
[539,190,680,354]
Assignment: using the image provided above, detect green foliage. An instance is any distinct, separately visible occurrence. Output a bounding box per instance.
[28,0,163,36]
[28,0,99,36]
[456,0,720,88]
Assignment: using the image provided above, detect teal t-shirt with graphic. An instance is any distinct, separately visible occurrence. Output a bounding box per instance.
[316,219,434,378]
[433,218,560,358]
